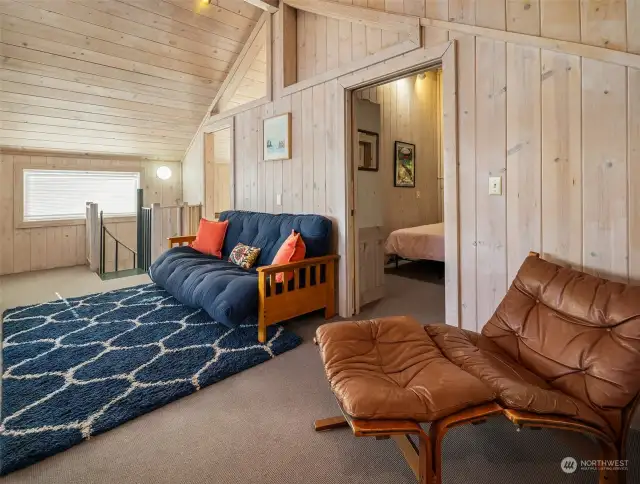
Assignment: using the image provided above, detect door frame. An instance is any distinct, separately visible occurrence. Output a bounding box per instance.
[336,40,460,327]
[203,118,236,218]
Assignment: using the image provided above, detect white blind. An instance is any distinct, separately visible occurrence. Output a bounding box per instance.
[23,170,140,222]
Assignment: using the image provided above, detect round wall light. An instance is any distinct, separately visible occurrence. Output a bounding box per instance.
[156,166,172,180]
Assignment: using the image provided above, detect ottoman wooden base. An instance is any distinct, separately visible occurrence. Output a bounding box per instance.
[314,403,502,484]
[314,402,627,484]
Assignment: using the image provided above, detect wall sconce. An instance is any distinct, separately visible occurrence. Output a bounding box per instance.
[156,166,172,180]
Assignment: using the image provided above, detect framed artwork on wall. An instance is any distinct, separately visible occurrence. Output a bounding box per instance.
[263,113,292,161]
[394,141,416,188]
[357,130,379,171]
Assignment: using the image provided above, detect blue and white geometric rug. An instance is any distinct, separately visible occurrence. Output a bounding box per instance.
[0,284,302,475]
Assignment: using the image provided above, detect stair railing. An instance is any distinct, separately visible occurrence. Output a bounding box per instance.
[98,210,137,275]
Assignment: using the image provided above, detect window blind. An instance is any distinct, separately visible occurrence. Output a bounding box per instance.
[23,170,140,222]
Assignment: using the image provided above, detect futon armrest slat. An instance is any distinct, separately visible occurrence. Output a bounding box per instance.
[168,235,196,248]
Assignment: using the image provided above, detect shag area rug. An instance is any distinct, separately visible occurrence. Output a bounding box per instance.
[0,284,302,475]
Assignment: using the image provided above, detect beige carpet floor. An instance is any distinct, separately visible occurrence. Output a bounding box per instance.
[1,267,637,484]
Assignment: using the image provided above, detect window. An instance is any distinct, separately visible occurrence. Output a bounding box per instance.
[23,170,140,223]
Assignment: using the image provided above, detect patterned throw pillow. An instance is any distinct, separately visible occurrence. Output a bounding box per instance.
[228,243,261,269]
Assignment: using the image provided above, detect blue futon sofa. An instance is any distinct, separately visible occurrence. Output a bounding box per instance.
[149,211,333,331]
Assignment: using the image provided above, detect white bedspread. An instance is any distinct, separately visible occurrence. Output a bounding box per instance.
[384,223,445,262]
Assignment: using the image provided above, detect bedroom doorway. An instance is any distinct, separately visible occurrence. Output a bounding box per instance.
[351,66,448,322]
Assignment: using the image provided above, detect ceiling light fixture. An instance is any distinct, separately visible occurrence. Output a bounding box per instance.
[156,166,172,180]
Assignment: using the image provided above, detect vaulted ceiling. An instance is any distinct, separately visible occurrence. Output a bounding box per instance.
[0,0,266,161]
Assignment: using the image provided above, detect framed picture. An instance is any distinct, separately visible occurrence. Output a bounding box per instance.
[263,113,292,161]
[394,141,416,188]
[357,130,379,171]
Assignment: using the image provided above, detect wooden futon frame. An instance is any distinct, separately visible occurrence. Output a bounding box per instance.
[168,236,338,343]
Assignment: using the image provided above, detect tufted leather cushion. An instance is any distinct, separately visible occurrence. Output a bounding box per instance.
[150,211,332,328]
[480,255,640,439]
[425,324,613,438]
[315,317,495,421]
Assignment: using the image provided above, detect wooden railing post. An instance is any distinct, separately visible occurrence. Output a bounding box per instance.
[150,202,163,264]
[86,202,100,272]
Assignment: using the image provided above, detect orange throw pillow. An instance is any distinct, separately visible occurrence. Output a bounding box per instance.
[272,230,306,282]
[191,218,228,258]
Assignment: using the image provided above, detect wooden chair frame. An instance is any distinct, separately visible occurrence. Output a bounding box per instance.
[315,396,638,484]
[168,236,339,343]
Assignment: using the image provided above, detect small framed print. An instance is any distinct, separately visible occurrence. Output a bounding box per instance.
[357,130,379,171]
[394,141,416,188]
[263,113,292,161]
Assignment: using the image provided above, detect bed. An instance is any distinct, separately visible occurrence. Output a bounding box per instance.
[384,223,445,263]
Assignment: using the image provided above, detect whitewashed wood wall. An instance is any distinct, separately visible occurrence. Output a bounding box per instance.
[0,155,182,275]
[204,130,233,219]
[296,9,407,80]
[182,1,640,328]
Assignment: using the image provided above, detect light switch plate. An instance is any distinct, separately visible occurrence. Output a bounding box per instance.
[489,176,502,196]
[276,193,282,206]
[416,190,421,199]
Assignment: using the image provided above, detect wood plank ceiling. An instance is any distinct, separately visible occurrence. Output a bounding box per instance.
[0,0,264,161]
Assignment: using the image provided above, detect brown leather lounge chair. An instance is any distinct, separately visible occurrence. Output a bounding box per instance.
[313,253,640,484]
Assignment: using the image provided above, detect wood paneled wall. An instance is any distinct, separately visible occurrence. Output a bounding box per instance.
[204,129,233,219]
[356,72,442,235]
[328,0,639,53]
[0,0,262,160]
[222,45,268,111]
[296,8,405,81]
[0,155,182,276]
[182,2,640,326]
[456,33,639,330]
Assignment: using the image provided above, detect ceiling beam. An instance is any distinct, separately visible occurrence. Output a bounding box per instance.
[283,0,420,44]
[243,0,279,13]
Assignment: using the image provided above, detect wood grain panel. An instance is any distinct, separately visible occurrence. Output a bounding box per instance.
[506,44,542,283]
[313,84,327,214]
[630,0,640,54]
[581,0,627,51]
[301,88,315,213]
[630,68,640,282]
[455,34,478,331]
[449,0,476,24]
[507,0,541,35]
[476,0,506,30]
[0,156,15,275]
[0,0,262,161]
[295,6,412,82]
[475,38,507,323]
[540,0,581,42]
[290,91,304,213]
[541,50,582,268]
[582,58,628,281]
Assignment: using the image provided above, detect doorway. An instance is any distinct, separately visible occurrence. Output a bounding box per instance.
[352,67,445,321]
[336,42,459,326]
[204,123,234,220]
